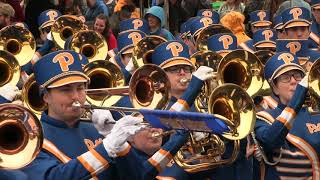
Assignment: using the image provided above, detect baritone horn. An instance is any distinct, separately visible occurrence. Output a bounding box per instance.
[174,84,256,173]
[0,104,43,169]
[0,25,36,66]
[68,30,108,62]
[132,35,167,68]
[51,15,87,49]
[0,50,20,87]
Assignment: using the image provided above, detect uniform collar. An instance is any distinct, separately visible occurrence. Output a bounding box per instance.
[41,111,80,128]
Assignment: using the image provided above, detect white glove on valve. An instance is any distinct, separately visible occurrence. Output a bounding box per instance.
[192,66,215,81]
[125,58,136,74]
[103,115,144,157]
[92,109,116,136]
[0,84,20,102]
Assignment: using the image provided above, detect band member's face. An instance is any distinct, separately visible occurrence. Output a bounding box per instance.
[273,70,303,105]
[94,18,105,34]
[284,26,310,39]
[165,65,193,97]
[276,29,286,39]
[312,8,320,24]
[130,128,163,156]
[44,82,86,124]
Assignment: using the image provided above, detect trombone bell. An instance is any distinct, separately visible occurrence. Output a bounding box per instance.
[0,104,43,169]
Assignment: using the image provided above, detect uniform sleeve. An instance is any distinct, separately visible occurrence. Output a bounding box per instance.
[37,40,55,56]
[22,143,114,180]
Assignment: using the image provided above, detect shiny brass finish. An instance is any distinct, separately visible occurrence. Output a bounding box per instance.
[218,50,264,97]
[254,50,274,96]
[69,30,108,62]
[308,59,320,112]
[195,24,232,51]
[83,60,125,106]
[22,74,47,117]
[0,25,36,66]
[51,15,86,49]
[132,35,167,68]
[85,64,171,110]
[192,50,223,113]
[0,104,43,169]
[174,84,255,173]
[0,50,20,87]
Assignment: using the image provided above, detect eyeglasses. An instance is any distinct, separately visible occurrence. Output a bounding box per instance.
[276,71,304,83]
[165,65,193,73]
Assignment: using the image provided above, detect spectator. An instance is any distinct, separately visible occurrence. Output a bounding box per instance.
[114,0,139,18]
[57,0,82,15]
[93,14,117,50]
[145,6,174,40]
[218,0,245,18]
[0,3,15,29]
[85,0,109,22]
[109,4,135,38]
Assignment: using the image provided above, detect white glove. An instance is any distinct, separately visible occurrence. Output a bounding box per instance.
[46,32,53,41]
[192,66,215,81]
[92,109,116,136]
[125,58,136,74]
[0,84,20,101]
[192,132,208,141]
[103,115,144,157]
[299,72,308,88]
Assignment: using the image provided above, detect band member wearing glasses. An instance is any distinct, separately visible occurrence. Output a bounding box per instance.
[253,52,320,179]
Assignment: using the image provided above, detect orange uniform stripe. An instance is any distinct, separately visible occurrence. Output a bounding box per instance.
[148,158,162,172]
[77,156,97,176]
[89,149,109,168]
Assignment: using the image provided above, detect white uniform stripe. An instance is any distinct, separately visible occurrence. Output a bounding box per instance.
[80,151,105,174]
[151,151,171,170]
[170,102,186,112]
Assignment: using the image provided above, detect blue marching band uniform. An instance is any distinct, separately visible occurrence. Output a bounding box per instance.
[2,2,320,180]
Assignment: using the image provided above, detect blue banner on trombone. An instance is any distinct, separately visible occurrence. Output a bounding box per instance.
[139,109,230,134]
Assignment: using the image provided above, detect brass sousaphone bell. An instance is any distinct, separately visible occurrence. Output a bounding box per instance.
[0,104,43,169]
[51,15,87,50]
[68,30,108,62]
[0,50,20,87]
[0,25,36,66]
[132,35,167,68]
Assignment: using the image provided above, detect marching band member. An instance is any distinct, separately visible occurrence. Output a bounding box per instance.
[207,33,238,57]
[119,17,150,35]
[253,28,277,52]
[253,52,320,179]
[310,0,320,49]
[273,15,285,39]
[239,10,272,52]
[20,50,144,179]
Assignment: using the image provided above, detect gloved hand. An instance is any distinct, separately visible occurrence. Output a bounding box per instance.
[192,132,207,141]
[46,31,53,41]
[103,115,144,157]
[125,58,136,74]
[192,66,215,81]
[0,84,20,102]
[92,109,116,136]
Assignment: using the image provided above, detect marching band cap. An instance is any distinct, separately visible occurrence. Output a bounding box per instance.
[253,28,276,49]
[249,10,272,27]
[180,17,198,38]
[264,52,305,83]
[117,30,146,54]
[273,15,283,30]
[0,3,14,17]
[281,7,311,29]
[276,39,309,64]
[197,9,220,24]
[119,18,150,34]
[33,50,89,89]
[311,0,320,9]
[38,9,62,30]
[152,40,194,69]
[190,16,214,38]
[207,33,237,57]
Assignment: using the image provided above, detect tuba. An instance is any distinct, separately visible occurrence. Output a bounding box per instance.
[0,25,36,66]
[0,104,43,169]
[68,30,108,62]
[132,35,167,68]
[51,15,87,50]
[0,50,20,87]
[174,84,256,173]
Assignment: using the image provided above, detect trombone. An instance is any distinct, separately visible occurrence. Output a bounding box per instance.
[0,104,43,169]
